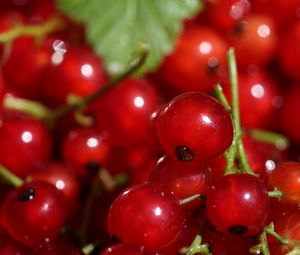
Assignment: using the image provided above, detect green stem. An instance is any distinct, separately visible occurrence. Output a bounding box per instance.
[265,223,289,245]
[3,95,51,120]
[0,17,65,43]
[224,141,237,175]
[180,235,211,255]
[0,164,23,187]
[286,242,300,255]
[227,48,254,175]
[179,194,202,206]
[268,188,284,199]
[249,128,289,150]
[48,50,148,122]
[260,230,270,255]
[82,244,95,255]
[214,83,231,112]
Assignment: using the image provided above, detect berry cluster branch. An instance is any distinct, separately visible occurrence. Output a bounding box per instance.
[0,17,65,43]
[180,235,211,255]
[47,50,148,123]
[250,223,289,255]
[3,50,148,127]
[0,164,23,187]
[218,48,255,176]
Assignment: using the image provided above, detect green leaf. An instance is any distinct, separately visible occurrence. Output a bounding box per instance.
[58,0,202,75]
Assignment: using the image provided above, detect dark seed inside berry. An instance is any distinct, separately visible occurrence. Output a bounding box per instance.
[175,145,194,161]
[18,188,36,202]
[228,225,248,235]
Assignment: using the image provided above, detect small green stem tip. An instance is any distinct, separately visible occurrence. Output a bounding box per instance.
[180,235,211,255]
[0,164,23,187]
[179,194,202,206]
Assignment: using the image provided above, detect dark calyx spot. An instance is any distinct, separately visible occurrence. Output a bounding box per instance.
[18,187,35,202]
[233,21,246,36]
[228,225,248,236]
[175,145,194,161]
[86,160,100,176]
[207,59,219,75]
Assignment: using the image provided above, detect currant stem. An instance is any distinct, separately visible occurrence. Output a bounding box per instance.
[268,188,284,199]
[48,50,148,122]
[214,83,231,112]
[249,128,289,150]
[0,17,65,43]
[3,95,51,120]
[265,223,289,245]
[180,235,211,255]
[227,48,255,176]
[0,164,23,187]
[286,242,300,255]
[179,194,202,205]
[82,243,95,255]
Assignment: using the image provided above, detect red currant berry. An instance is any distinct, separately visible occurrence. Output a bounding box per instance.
[157,92,234,164]
[268,162,300,204]
[41,45,108,107]
[1,181,67,248]
[207,173,269,236]
[94,78,160,147]
[149,155,213,211]
[158,25,228,93]
[107,182,184,250]
[0,113,52,178]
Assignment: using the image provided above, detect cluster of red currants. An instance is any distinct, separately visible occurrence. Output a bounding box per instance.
[0,0,300,255]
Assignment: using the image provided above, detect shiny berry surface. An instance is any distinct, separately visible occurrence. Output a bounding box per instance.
[100,244,150,255]
[95,78,160,147]
[207,173,269,236]
[107,182,184,250]
[1,181,67,248]
[159,25,228,93]
[157,92,234,164]
[0,113,52,178]
[268,161,300,204]
[42,45,108,107]
[149,155,213,210]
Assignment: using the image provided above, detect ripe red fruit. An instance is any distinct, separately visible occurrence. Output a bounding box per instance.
[158,25,228,93]
[41,45,108,107]
[0,113,52,178]
[107,182,184,250]
[157,92,234,164]
[1,181,67,248]
[94,78,160,147]
[207,173,269,236]
[268,161,300,204]
[149,155,213,211]
[230,15,278,67]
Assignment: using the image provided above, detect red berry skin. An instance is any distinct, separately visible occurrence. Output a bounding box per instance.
[107,182,184,250]
[94,78,160,147]
[41,45,108,107]
[0,235,31,255]
[269,212,300,255]
[207,173,269,236]
[230,15,278,67]
[62,127,111,172]
[157,92,234,164]
[34,242,84,255]
[0,113,52,178]
[149,155,213,211]
[30,162,80,207]
[205,0,251,32]
[100,244,150,255]
[223,72,282,129]
[2,36,52,99]
[158,25,228,93]
[1,181,67,248]
[279,22,300,80]
[279,85,300,143]
[268,162,300,204]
